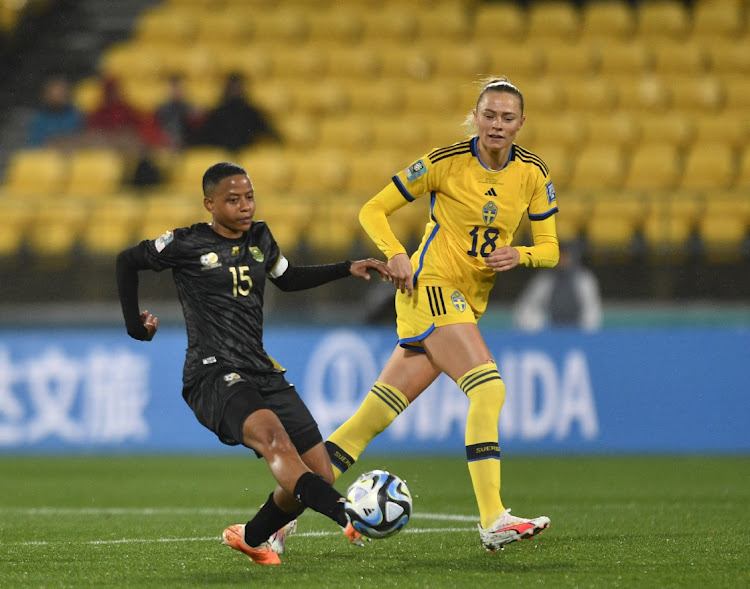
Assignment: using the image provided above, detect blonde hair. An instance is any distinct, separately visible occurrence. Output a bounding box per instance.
[462,76,525,137]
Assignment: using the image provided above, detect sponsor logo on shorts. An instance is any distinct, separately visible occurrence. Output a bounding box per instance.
[223,372,244,386]
[482,201,498,225]
[451,290,467,312]
[249,246,264,262]
[154,230,173,253]
[405,159,427,182]
[202,356,216,365]
[200,252,221,270]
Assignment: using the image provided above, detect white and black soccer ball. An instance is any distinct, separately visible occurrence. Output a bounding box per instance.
[344,470,412,539]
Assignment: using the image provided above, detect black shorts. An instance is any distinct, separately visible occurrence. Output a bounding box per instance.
[183,367,322,456]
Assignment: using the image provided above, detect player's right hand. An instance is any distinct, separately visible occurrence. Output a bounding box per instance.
[388,253,414,296]
[140,310,159,341]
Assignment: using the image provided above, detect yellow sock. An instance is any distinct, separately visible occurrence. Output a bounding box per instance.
[458,362,506,529]
[326,382,409,480]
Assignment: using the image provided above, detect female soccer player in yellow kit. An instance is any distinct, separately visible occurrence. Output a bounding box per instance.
[323,77,559,552]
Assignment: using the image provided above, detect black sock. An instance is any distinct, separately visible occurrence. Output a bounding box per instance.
[293,472,348,527]
[244,493,305,548]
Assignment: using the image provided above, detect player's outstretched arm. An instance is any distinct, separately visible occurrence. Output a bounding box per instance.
[348,258,394,282]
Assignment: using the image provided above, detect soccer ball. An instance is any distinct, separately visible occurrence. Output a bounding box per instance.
[344,470,412,539]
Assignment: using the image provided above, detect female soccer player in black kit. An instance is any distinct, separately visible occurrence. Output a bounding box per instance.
[116,162,393,565]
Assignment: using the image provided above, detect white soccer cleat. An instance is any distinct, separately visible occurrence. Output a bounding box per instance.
[478,509,550,552]
[267,519,297,555]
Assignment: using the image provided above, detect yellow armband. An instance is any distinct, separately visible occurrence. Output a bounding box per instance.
[515,214,560,268]
[359,182,411,259]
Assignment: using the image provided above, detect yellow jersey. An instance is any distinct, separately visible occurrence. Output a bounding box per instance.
[360,137,559,317]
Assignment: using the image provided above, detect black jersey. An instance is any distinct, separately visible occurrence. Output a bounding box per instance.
[140,221,285,381]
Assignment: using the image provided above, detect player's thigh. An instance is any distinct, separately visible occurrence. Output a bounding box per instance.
[378,345,441,402]
[241,407,297,456]
[422,323,494,382]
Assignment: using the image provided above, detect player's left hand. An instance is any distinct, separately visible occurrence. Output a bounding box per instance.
[349,258,394,282]
[485,246,520,272]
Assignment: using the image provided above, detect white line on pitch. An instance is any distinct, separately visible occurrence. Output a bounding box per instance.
[11,527,476,547]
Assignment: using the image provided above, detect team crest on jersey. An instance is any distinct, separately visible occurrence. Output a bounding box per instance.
[545,181,557,204]
[482,201,498,225]
[451,291,467,312]
[200,251,221,270]
[154,230,173,253]
[405,159,427,182]
[223,372,245,386]
[248,246,264,262]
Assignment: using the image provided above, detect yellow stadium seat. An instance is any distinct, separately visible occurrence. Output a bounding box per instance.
[541,42,598,78]
[472,2,527,43]
[580,1,636,41]
[288,151,349,197]
[346,79,404,115]
[345,150,404,196]
[652,41,709,76]
[426,44,490,84]
[735,147,750,188]
[169,147,234,195]
[359,10,418,45]
[704,40,750,76]
[691,2,745,41]
[693,115,749,151]
[520,77,567,113]
[615,74,670,113]
[317,115,374,154]
[534,145,574,190]
[135,195,204,243]
[183,76,223,111]
[371,117,430,154]
[597,41,652,76]
[402,81,459,116]
[642,204,695,257]
[622,143,681,191]
[555,191,589,242]
[304,198,365,257]
[306,10,364,45]
[247,11,309,45]
[270,46,328,81]
[159,44,215,80]
[522,114,586,151]
[26,201,89,257]
[698,215,748,262]
[134,7,197,45]
[210,45,274,81]
[2,148,67,196]
[723,77,750,113]
[255,195,313,252]
[668,76,725,113]
[121,77,169,113]
[585,212,639,260]
[637,112,692,150]
[274,114,319,151]
[0,198,32,256]
[194,11,252,45]
[568,146,626,191]
[65,149,126,198]
[377,45,432,81]
[415,6,471,43]
[238,147,292,196]
[637,0,691,40]
[527,1,581,42]
[249,81,296,117]
[99,42,163,82]
[585,112,639,149]
[678,143,737,191]
[483,44,545,81]
[72,77,102,114]
[81,196,142,255]
[325,46,381,81]
[563,78,618,114]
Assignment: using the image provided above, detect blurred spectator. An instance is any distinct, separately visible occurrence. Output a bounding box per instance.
[195,73,279,151]
[513,241,603,332]
[156,75,202,150]
[27,75,84,147]
[84,76,144,153]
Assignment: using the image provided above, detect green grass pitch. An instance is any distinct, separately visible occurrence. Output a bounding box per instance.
[1,454,748,588]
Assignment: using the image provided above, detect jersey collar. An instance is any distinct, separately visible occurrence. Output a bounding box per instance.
[472,137,514,172]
